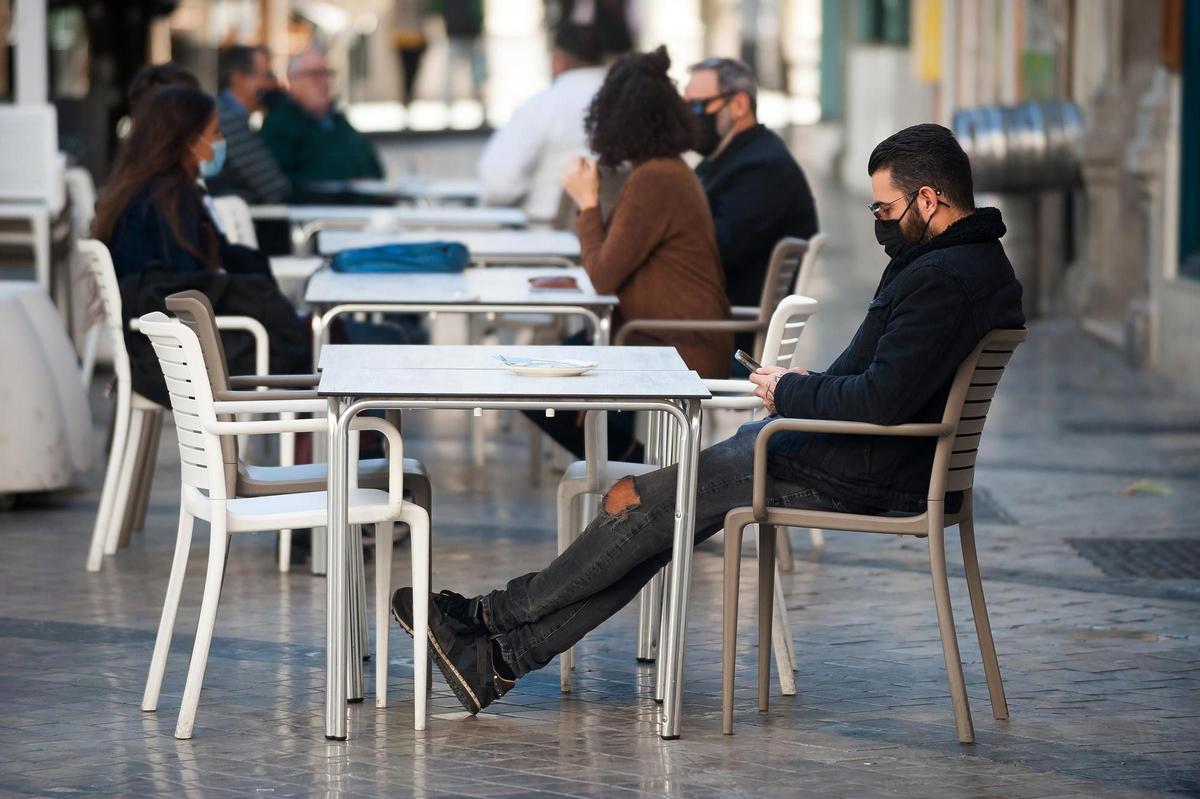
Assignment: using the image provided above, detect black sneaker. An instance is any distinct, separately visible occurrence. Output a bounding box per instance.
[390,590,514,714]
[391,587,485,635]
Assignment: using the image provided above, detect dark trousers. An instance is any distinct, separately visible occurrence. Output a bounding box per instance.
[480,420,869,677]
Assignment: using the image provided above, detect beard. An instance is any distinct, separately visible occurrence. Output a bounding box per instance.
[900,206,933,245]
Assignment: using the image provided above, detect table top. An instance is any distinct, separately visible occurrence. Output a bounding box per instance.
[304,177,482,202]
[250,204,527,228]
[317,345,709,400]
[304,266,615,307]
[317,229,581,259]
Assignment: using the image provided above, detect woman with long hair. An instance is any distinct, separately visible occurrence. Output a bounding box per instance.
[94,86,233,276]
[530,45,732,461]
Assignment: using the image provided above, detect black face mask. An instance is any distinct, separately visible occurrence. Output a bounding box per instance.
[693,110,722,157]
[873,192,922,259]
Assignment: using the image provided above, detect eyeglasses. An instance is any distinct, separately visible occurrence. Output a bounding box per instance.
[867,190,918,219]
[686,90,735,116]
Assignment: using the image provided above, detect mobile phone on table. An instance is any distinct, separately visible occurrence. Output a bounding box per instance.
[734,349,762,373]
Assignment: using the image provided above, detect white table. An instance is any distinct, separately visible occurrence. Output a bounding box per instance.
[306,265,615,350]
[318,345,708,741]
[304,177,482,204]
[316,229,581,265]
[250,205,528,254]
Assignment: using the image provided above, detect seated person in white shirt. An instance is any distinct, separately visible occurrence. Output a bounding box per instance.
[477,23,607,222]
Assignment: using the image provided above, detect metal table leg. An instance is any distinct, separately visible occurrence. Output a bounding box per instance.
[325,396,350,740]
[658,400,702,740]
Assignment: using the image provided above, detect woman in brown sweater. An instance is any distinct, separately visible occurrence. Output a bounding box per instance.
[529,45,731,462]
[564,46,732,378]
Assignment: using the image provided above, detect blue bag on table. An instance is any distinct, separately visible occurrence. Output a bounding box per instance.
[329,241,470,273]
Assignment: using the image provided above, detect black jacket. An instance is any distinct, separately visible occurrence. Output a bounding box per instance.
[766,208,1025,512]
[695,124,818,310]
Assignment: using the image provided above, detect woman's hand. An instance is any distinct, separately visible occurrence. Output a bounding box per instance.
[748,366,808,415]
[562,157,600,211]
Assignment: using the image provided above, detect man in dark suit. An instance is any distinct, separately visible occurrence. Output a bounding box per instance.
[684,58,819,353]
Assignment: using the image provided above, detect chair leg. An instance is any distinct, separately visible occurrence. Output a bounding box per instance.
[132,411,162,532]
[87,395,131,572]
[174,511,229,739]
[105,406,144,556]
[278,414,296,574]
[776,527,795,573]
[722,518,748,734]
[374,521,394,709]
[312,526,327,576]
[142,505,194,711]
[959,508,1009,720]
[927,505,974,744]
[347,525,366,702]
[808,528,826,548]
[771,561,797,696]
[757,525,776,713]
[118,409,156,547]
[408,507,431,731]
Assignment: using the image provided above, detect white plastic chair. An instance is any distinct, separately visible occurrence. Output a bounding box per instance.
[792,232,827,298]
[78,240,269,571]
[211,195,259,248]
[0,105,64,290]
[135,311,431,738]
[555,295,820,694]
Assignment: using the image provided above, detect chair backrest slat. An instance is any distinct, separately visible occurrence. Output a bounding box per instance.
[138,312,229,497]
[212,195,259,248]
[759,295,819,369]
[791,232,827,298]
[933,328,1027,497]
[75,240,131,386]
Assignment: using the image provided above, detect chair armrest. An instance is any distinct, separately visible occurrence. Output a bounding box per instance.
[614,317,763,344]
[212,397,327,415]
[730,305,761,319]
[214,315,269,376]
[228,373,321,389]
[750,418,954,521]
[202,415,404,508]
[703,378,756,395]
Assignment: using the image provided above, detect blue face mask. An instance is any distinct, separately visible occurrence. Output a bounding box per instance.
[196,138,226,178]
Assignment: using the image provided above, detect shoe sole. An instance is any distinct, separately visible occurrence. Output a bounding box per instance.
[391,601,483,715]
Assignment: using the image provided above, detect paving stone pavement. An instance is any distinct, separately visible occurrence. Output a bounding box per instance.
[2,166,1199,798]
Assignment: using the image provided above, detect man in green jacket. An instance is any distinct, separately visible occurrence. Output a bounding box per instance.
[261,48,384,185]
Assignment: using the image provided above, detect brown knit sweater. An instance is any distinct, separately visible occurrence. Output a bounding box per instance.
[576,157,732,378]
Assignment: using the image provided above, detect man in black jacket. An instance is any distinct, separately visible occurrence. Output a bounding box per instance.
[390,124,1025,714]
[684,58,818,335]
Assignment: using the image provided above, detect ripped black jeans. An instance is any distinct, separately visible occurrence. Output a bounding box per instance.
[480,420,874,677]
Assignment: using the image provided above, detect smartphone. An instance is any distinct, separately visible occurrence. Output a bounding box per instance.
[734,349,762,373]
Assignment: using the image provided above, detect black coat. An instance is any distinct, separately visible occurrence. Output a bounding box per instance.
[695,124,818,310]
[766,207,1025,512]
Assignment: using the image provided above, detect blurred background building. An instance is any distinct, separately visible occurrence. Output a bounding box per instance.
[1,0,1197,387]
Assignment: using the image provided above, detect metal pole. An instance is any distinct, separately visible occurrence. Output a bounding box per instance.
[324,397,349,740]
[658,400,703,740]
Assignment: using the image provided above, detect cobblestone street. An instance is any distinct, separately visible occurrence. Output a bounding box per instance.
[1,151,1198,799]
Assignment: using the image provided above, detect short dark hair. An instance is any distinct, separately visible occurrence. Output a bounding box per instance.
[127,62,200,120]
[218,45,262,90]
[553,23,602,66]
[584,46,695,169]
[688,57,757,113]
[868,124,975,210]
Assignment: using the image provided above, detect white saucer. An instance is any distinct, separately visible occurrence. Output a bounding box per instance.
[497,356,597,377]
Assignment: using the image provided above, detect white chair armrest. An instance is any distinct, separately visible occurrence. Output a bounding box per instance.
[212,398,327,415]
[703,378,756,394]
[214,315,269,376]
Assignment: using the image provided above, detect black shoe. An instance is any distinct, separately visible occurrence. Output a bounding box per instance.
[390,590,514,715]
[391,587,485,635]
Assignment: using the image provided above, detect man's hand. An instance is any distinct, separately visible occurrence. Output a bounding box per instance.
[561,156,600,211]
[748,366,808,415]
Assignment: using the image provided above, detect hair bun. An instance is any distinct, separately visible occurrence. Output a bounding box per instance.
[640,45,671,77]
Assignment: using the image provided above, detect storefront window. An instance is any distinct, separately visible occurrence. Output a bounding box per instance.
[1180,0,1200,280]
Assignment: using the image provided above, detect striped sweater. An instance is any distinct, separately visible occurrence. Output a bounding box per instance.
[207,91,291,204]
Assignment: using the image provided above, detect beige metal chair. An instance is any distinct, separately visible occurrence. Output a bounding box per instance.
[164,290,433,573]
[614,237,809,362]
[721,328,1026,744]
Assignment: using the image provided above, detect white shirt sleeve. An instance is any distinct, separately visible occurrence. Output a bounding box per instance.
[477,93,549,207]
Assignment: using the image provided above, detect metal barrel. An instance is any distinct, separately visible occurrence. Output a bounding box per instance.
[952,100,1082,192]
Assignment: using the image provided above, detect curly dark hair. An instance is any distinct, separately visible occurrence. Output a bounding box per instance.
[584,45,695,168]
